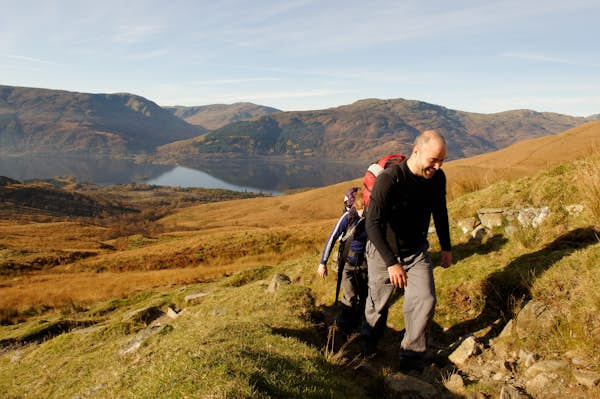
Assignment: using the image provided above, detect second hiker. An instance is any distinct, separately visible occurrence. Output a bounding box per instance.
[317,187,368,335]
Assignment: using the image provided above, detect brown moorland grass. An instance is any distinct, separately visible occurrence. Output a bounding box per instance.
[443,120,600,198]
[0,181,350,319]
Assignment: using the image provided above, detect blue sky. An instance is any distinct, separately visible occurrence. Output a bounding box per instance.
[1,0,599,116]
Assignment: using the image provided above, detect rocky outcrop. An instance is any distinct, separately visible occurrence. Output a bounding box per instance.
[458,204,585,238]
[444,300,600,398]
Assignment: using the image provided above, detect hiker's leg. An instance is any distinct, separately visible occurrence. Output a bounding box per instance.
[340,264,359,308]
[401,250,436,353]
[338,264,360,332]
[363,241,395,348]
[356,266,369,316]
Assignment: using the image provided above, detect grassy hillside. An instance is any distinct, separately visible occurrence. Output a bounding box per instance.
[1,125,600,397]
[1,152,599,397]
[443,120,600,198]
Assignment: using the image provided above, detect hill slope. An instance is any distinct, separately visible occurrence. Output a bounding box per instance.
[165,102,281,130]
[443,120,600,196]
[0,85,204,155]
[159,98,588,161]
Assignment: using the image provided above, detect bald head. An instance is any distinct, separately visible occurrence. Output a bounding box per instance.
[414,130,446,149]
[407,130,447,179]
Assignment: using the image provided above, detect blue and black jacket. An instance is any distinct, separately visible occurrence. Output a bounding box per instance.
[320,209,368,267]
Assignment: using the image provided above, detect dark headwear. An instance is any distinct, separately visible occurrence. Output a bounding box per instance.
[343,187,359,211]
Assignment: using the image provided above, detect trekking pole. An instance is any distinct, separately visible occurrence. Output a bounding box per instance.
[334,248,345,305]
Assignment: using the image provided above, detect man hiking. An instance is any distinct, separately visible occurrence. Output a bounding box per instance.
[362,130,452,372]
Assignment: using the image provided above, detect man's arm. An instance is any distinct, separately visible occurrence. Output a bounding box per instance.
[432,171,452,268]
[317,213,349,278]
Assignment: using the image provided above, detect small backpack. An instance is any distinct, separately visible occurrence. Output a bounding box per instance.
[362,154,406,208]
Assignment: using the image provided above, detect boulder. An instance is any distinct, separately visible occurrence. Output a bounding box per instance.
[448,335,480,366]
[572,369,600,387]
[166,307,181,319]
[384,372,439,398]
[514,301,556,339]
[517,207,550,228]
[457,217,479,234]
[525,372,559,395]
[517,349,539,368]
[524,359,568,379]
[268,273,291,292]
[477,208,505,229]
[471,225,487,241]
[499,383,530,399]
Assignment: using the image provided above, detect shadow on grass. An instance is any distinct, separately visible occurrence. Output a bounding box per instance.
[431,233,509,265]
[242,346,369,398]
[271,326,323,348]
[444,227,599,341]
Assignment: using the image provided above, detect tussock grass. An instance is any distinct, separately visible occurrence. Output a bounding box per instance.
[528,245,600,360]
[576,154,600,229]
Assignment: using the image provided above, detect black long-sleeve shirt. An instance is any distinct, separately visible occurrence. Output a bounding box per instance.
[365,160,451,267]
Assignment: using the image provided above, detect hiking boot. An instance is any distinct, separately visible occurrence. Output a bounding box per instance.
[335,305,360,336]
[359,335,378,357]
[398,350,425,373]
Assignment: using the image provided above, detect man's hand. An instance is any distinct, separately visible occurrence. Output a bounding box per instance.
[440,251,452,268]
[317,263,328,278]
[387,263,407,288]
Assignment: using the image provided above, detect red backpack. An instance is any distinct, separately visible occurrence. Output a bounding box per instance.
[362,154,406,207]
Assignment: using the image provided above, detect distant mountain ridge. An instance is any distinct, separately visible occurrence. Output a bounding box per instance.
[165,103,281,130]
[161,98,589,161]
[0,85,204,155]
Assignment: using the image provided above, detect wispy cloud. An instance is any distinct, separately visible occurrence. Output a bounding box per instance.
[500,52,598,67]
[214,0,600,55]
[0,53,60,66]
[235,88,354,101]
[190,78,282,86]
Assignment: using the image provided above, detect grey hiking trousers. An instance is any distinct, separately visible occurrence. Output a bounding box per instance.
[363,240,436,353]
